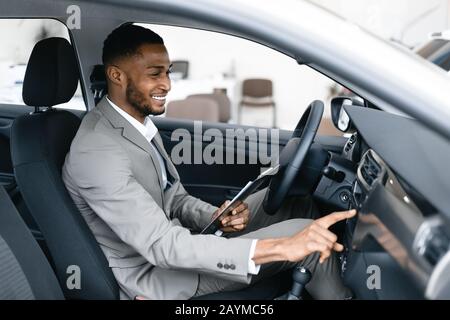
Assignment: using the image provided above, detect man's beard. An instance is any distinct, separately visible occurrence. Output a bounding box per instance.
[126,80,165,117]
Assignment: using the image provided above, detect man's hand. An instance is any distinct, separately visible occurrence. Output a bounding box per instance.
[284,209,357,263]
[252,209,357,265]
[212,200,250,233]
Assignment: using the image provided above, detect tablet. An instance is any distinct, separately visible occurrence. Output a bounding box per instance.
[200,165,279,235]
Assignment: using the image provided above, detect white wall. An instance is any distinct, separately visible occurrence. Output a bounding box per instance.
[448,0,450,27]
[146,0,450,129]
[0,19,81,108]
[310,0,449,48]
[147,24,335,130]
[0,19,67,63]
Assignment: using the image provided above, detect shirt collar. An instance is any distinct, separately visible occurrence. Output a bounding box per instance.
[106,96,158,142]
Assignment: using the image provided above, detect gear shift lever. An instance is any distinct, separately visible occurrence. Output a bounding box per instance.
[287,266,312,300]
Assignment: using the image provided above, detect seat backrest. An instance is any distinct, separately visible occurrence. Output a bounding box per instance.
[166,97,220,122]
[242,78,273,98]
[187,93,231,122]
[0,186,64,300]
[10,37,119,299]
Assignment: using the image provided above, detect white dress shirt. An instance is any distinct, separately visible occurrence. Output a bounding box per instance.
[106,96,260,275]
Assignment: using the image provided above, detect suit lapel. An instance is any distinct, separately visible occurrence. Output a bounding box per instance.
[96,98,166,194]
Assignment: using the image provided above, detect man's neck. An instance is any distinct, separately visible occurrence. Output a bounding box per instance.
[107,94,145,124]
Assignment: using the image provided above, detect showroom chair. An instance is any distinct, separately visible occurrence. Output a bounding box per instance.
[239,78,276,127]
[187,93,231,122]
[166,97,220,122]
[10,37,119,299]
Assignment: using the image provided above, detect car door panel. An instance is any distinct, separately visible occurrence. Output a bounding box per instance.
[158,123,270,206]
[154,117,346,206]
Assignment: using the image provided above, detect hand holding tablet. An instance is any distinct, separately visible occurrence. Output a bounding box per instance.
[201,165,279,235]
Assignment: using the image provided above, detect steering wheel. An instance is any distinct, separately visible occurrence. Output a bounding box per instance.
[263,100,324,215]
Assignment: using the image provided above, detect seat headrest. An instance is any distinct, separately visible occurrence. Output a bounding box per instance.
[22,37,79,107]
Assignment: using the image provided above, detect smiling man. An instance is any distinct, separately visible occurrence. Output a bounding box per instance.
[62,24,353,300]
[108,40,170,120]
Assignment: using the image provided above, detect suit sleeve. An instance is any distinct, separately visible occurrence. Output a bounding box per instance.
[169,182,218,232]
[65,132,253,283]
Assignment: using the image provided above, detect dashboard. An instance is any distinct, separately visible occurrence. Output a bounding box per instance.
[315,105,450,299]
[350,146,450,299]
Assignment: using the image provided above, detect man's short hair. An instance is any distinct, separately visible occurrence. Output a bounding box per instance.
[102,24,164,66]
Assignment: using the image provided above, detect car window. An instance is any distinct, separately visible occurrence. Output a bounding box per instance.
[0,19,85,110]
[140,23,350,136]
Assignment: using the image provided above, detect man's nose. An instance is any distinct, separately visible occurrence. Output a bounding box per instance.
[159,73,171,92]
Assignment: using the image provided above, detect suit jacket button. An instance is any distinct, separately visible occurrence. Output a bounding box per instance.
[230,264,236,270]
[224,264,230,270]
[217,263,223,269]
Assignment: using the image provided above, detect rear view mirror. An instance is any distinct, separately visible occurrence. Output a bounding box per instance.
[330,97,363,132]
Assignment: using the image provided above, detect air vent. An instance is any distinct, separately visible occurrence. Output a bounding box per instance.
[344,133,357,153]
[360,151,381,187]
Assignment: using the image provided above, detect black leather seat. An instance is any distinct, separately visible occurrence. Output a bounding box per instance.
[0,185,63,299]
[10,37,119,299]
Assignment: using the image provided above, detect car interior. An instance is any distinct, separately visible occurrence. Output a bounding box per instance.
[1,1,450,300]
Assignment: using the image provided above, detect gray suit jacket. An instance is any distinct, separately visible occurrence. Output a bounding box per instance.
[62,97,254,299]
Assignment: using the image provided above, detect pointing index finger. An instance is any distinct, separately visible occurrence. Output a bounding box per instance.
[317,209,357,229]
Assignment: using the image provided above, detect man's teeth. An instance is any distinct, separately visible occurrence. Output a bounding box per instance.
[152,95,166,101]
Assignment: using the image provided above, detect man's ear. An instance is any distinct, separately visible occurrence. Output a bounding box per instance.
[106,65,126,87]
